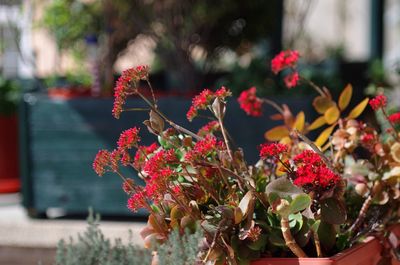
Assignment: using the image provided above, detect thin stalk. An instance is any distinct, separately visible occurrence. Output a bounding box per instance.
[217,116,234,162]
[261,98,285,114]
[313,230,323,257]
[123,107,150,112]
[348,195,373,234]
[145,79,157,106]
[301,77,326,97]
[381,108,400,141]
[137,91,201,140]
[281,217,308,257]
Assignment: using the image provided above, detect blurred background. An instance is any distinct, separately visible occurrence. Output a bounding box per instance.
[0,0,400,263]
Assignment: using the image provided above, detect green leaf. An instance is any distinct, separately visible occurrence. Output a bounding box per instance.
[265,177,303,199]
[295,217,311,247]
[320,198,347,224]
[318,221,336,251]
[309,220,321,232]
[289,194,311,214]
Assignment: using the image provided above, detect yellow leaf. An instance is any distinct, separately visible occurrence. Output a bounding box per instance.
[321,142,332,152]
[264,126,290,141]
[347,98,369,119]
[315,124,336,147]
[324,105,340,125]
[313,96,335,114]
[279,136,292,145]
[308,116,326,130]
[339,84,353,110]
[293,111,305,132]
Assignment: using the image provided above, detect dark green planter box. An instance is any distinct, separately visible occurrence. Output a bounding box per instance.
[19,93,313,218]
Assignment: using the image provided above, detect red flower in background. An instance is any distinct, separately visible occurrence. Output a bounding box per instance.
[197,121,220,137]
[271,50,300,74]
[117,127,141,150]
[238,87,263,117]
[369,94,387,110]
[112,66,150,119]
[388,112,400,124]
[284,72,300,89]
[259,143,288,159]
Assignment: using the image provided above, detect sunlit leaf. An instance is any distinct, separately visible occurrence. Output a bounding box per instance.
[339,84,353,110]
[313,96,335,114]
[239,191,255,219]
[289,194,311,214]
[324,105,340,125]
[308,116,326,130]
[264,126,289,141]
[293,111,305,132]
[315,124,335,147]
[347,98,369,119]
[265,177,303,199]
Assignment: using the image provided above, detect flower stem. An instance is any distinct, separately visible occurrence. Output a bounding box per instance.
[348,195,373,234]
[261,98,284,114]
[301,77,326,97]
[281,217,308,257]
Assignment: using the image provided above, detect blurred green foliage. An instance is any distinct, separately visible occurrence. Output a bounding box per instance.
[0,77,20,116]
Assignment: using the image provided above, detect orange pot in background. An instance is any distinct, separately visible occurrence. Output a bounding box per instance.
[0,115,20,193]
[251,226,400,265]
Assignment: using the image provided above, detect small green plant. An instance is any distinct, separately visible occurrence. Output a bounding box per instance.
[53,210,203,265]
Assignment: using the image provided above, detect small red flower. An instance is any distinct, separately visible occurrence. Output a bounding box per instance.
[238,87,263,117]
[259,143,288,159]
[271,50,300,74]
[185,136,217,162]
[133,143,158,170]
[117,127,140,150]
[369,94,387,111]
[93,150,111,176]
[197,121,220,137]
[112,66,149,119]
[388,112,400,124]
[186,89,214,121]
[361,133,375,144]
[215,86,232,98]
[127,191,146,212]
[284,72,299,89]
[122,178,135,194]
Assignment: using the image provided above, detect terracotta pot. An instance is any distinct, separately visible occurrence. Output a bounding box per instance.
[0,114,20,193]
[251,236,400,265]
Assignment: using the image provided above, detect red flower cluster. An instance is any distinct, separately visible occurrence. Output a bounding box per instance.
[117,127,141,150]
[127,190,147,212]
[133,143,159,170]
[93,150,111,176]
[259,143,288,159]
[122,178,135,194]
[389,112,400,124]
[185,136,218,162]
[293,150,340,189]
[197,121,220,137]
[112,66,149,119]
[369,94,387,111]
[238,87,263,117]
[284,72,299,89]
[271,50,300,74]
[93,150,119,176]
[360,133,375,145]
[186,87,232,121]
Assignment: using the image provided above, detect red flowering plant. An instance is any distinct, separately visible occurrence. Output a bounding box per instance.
[93,51,400,264]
